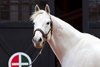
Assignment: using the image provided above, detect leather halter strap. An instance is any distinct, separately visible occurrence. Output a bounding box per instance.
[33,16,53,40]
[33,29,48,39]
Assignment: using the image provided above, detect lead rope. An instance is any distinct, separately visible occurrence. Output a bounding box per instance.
[28,44,45,67]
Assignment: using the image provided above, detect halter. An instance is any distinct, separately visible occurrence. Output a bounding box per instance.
[33,15,53,42]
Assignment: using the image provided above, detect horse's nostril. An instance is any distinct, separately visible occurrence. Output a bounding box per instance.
[39,38,42,42]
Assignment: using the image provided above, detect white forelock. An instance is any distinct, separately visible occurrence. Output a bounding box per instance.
[30,10,47,21]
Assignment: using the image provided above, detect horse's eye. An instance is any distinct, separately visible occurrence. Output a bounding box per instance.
[46,22,50,25]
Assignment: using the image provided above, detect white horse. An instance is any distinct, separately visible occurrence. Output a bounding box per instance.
[31,4,100,67]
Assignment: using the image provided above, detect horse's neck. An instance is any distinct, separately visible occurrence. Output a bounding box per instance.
[48,15,83,64]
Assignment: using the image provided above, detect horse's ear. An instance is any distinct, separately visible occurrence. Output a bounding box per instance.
[35,4,40,12]
[45,4,50,14]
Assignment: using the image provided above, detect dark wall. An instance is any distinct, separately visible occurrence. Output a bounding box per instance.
[0,23,55,67]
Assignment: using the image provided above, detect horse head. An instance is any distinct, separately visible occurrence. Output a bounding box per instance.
[31,4,52,48]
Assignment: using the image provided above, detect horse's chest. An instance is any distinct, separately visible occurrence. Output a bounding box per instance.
[62,51,85,67]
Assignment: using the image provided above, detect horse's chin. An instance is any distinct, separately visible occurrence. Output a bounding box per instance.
[33,41,44,49]
[34,44,43,49]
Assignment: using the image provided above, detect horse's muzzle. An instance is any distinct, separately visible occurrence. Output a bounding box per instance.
[32,38,44,49]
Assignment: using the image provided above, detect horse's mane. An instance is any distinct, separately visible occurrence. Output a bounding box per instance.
[30,10,45,21]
